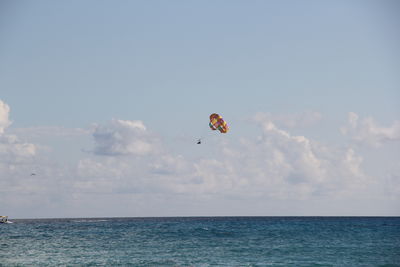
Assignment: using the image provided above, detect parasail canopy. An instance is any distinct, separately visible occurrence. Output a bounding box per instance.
[209,113,229,133]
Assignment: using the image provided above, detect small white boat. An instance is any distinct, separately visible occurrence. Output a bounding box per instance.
[0,216,9,223]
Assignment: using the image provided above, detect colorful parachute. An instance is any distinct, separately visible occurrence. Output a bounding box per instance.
[209,113,229,133]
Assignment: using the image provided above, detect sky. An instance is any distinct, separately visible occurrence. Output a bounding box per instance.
[0,0,399,218]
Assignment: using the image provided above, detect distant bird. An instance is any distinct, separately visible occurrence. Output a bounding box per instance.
[30,173,36,176]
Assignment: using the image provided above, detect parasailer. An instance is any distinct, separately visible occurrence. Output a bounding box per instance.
[209,113,229,133]
[196,113,229,144]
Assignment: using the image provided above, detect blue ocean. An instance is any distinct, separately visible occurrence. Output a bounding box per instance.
[1,217,399,266]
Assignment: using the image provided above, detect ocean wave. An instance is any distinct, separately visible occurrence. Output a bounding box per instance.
[72,219,109,223]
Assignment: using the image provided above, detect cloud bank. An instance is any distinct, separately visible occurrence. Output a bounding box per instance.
[1,99,399,217]
[75,114,372,200]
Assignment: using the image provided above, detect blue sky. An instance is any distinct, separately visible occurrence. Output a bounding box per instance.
[0,0,399,218]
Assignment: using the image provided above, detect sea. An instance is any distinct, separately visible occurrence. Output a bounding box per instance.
[1,217,399,266]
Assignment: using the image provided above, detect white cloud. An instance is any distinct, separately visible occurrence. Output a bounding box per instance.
[0,100,37,161]
[0,100,42,215]
[234,117,370,199]
[91,119,160,156]
[0,99,12,134]
[341,112,400,147]
[0,135,36,159]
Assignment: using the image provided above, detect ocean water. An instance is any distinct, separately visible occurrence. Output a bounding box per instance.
[0,217,399,266]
